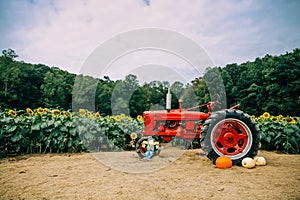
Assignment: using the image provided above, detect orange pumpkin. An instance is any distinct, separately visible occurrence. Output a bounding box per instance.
[215,156,232,169]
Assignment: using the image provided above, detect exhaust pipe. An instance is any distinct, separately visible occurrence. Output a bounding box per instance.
[166,88,171,112]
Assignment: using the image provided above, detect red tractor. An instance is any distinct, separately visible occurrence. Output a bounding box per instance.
[136,89,261,165]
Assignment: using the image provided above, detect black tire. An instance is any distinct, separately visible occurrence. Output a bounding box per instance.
[201,109,261,165]
[135,137,161,159]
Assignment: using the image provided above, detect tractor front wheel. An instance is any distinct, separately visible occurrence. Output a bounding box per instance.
[201,109,261,165]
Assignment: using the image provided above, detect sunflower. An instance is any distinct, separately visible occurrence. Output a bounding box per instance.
[53,109,61,115]
[271,116,278,122]
[277,115,283,121]
[262,112,270,119]
[63,111,72,118]
[88,113,94,119]
[130,132,138,140]
[285,117,296,124]
[109,116,115,122]
[43,108,50,113]
[26,108,34,115]
[37,107,44,114]
[114,115,121,121]
[127,118,133,123]
[79,109,86,116]
[120,113,125,119]
[8,110,17,117]
[137,115,143,121]
[250,115,255,119]
[290,118,296,124]
[95,112,101,118]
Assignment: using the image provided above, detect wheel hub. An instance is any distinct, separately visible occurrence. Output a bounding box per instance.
[223,132,235,144]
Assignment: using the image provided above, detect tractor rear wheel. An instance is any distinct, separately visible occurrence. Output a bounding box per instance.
[201,109,261,165]
[135,137,161,159]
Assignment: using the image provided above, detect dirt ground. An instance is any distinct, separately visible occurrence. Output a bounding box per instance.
[1,147,299,200]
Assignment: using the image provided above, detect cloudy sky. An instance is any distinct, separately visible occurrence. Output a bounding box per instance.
[0,0,299,83]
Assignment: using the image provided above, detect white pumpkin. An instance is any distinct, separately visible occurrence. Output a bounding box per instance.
[242,157,256,169]
[254,156,267,166]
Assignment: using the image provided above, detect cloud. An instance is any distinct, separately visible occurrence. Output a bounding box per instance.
[0,0,299,82]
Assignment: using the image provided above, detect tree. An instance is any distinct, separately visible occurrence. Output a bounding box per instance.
[72,74,98,112]
[96,76,116,116]
[111,74,140,115]
[16,63,47,109]
[203,67,226,110]
[41,68,74,109]
[2,49,18,60]
[0,51,20,108]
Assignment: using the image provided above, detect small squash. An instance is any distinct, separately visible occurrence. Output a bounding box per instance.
[215,156,232,169]
[242,157,256,169]
[254,156,267,166]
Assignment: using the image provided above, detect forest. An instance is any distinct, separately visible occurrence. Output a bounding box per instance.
[0,48,299,117]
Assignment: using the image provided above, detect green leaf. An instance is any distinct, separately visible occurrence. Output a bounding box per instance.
[14,117,21,123]
[7,125,17,133]
[289,136,298,147]
[31,124,40,131]
[54,120,61,128]
[47,119,55,127]
[264,136,271,143]
[283,128,294,135]
[40,122,48,129]
[68,139,73,148]
[274,133,282,141]
[65,121,73,128]
[268,131,275,137]
[69,128,77,136]
[11,133,22,142]
[60,126,68,132]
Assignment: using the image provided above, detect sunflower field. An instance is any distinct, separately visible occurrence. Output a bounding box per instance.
[1,108,299,158]
[253,112,300,154]
[0,108,143,158]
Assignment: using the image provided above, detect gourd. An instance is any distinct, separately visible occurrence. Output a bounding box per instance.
[254,156,267,166]
[242,157,256,168]
[215,156,232,169]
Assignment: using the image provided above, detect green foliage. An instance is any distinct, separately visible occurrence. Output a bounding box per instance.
[255,113,300,154]
[0,108,144,158]
[221,49,300,116]
[0,108,85,157]
[41,67,75,109]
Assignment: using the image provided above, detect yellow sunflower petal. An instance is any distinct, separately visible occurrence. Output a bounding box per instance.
[26,108,34,115]
[262,112,270,119]
[8,110,17,117]
[130,133,138,140]
[95,112,101,118]
[137,115,143,121]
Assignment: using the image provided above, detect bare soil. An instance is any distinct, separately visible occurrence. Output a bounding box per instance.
[0,148,299,200]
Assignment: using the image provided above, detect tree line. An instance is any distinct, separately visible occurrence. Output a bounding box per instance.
[0,48,299,117]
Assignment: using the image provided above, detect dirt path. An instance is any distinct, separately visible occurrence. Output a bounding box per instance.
[0,149,299,200]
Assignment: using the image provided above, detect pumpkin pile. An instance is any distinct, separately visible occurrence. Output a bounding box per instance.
[214,156,267,169]
[242,156,267,169]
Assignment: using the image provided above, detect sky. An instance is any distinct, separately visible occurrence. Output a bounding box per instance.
[0,0,299,83]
